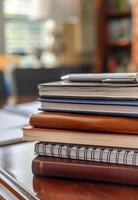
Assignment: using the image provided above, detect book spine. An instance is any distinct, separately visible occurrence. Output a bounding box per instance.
[32,156,138,185]
[35,143,138,166]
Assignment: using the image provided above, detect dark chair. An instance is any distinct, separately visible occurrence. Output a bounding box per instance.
[12,68,60,103]
[12,64,91,103]
[0,71,6,107]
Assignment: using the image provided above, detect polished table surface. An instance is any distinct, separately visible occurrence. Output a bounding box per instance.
[0,142,138,200]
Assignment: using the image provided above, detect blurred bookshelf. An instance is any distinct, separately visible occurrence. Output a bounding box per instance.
[107,38,131,47]
[107,9,131,18]
[97,0,132,72]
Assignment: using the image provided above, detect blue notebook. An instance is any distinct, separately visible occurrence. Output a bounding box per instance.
[39,97,138,106]
[39,97,138,118]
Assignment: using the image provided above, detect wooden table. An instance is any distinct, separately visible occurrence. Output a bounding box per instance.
[0,142,138,200]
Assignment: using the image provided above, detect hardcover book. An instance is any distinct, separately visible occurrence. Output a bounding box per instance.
[30,112,138,134]
[38,81,138,100]
[32,156,138,185]
[23,126,138,148]
[39,101,138,117]
[39,97,138,106]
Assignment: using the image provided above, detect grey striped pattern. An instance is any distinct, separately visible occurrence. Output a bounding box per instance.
[35,142,138,166]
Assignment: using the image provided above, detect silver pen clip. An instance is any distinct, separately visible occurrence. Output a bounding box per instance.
[102,78,137,84]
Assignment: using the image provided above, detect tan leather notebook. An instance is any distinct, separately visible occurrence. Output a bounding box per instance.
[30,112,138,134]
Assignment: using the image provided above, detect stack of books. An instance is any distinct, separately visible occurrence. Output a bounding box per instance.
[23,73,138,185]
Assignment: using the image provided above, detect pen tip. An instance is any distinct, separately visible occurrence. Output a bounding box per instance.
[61,75,68,81]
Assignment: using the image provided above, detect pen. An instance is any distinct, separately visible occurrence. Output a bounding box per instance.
[102,78,137,84]
[61,73,138,82]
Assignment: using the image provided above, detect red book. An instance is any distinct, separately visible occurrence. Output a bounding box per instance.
[32,156,138,185]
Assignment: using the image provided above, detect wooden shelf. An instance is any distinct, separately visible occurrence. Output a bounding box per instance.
[107,10,131,18]
[96,1,132,72]
[107,39,131,47]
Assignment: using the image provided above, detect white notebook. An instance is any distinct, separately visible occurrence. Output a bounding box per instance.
[0,110,28,146]
[0,101,39,145]
[0,128,23,145]
[0,111,28,130]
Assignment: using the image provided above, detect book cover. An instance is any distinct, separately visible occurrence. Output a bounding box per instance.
[39,97,138,106]
[30,112,138,134]
[32,156,138,185]
[39,80,138,100]
[23,126,138,148]
[39,101,138,118]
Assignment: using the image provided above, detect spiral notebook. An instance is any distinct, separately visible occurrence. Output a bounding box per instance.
[35,142,138,166]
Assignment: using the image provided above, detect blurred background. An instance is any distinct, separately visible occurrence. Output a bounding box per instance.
[0,0,137,107]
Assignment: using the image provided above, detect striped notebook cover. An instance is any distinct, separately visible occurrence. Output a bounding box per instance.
[35,142,138,166]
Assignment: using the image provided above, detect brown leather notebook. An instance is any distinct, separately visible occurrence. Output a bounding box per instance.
[30,112,138,134]
[33,176,138,200]
[32,156,138,185]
